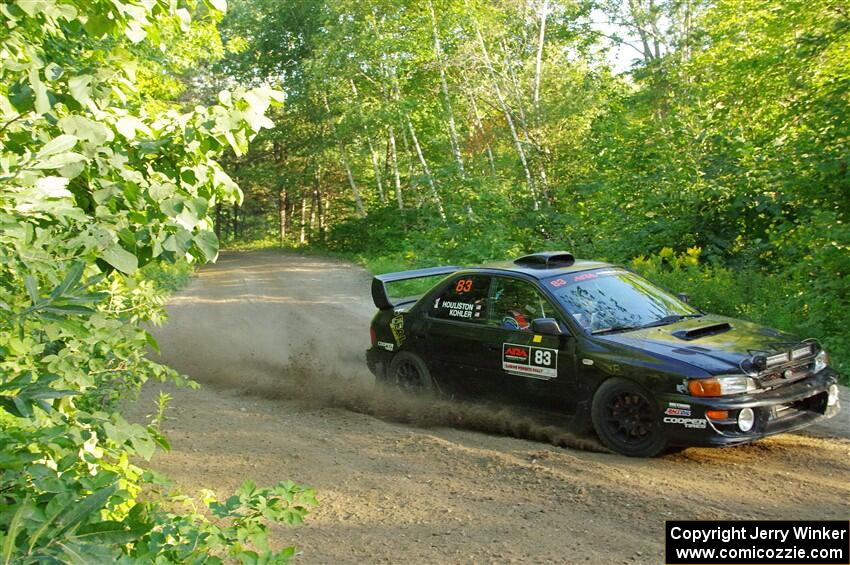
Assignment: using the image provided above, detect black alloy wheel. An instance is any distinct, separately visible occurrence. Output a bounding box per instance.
[591,378,667,457]
[387,351,435,395]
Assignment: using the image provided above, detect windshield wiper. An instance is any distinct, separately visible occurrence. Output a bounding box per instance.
[592,314,703,335]
[640,313,704,329]
[592,325,642,335]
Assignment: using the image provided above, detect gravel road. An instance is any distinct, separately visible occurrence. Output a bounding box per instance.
[133,250,850,564]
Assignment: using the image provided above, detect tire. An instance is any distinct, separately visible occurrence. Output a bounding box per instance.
[591,377,667,457]
[386,351,436,395]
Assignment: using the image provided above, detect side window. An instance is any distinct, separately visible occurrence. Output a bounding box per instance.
[430,275,491,323]
[489,277,559,332]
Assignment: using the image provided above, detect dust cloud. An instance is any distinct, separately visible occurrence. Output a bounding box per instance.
[213,354,608,454]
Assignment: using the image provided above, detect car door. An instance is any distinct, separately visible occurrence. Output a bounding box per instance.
[421,274,495,398]
[477,276,576,413]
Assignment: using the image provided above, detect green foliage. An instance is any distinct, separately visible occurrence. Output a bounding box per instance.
[212,0,845,379]
[140,259,195,292]
[0,0,314,561]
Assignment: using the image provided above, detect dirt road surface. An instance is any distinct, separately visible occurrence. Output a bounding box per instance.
[133,250,850,564]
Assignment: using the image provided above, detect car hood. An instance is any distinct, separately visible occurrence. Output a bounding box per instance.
[595,314,801,375]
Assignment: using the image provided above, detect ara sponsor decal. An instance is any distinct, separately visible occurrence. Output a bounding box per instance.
[390,313,405,345]
[663,416,706,429]
[573,272,598,282]
[549,278,567,288]
[502,343,557,379]
[504,345,529,362]
[377,341,395,351]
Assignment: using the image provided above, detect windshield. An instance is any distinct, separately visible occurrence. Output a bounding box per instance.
[544,269,700,334]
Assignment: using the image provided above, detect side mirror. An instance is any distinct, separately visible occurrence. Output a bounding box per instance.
[677,292,691,304]
[531,318,565,336]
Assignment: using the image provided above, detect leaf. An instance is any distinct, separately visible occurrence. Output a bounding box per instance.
[37,134,78,159]
[68,75,92,106]
[35,176,72,198]
[125,21,146,43]
[207,0,227,12]
[29,67,50,114]
[101,245,138,274]
[2,497,30,565]
[42,304,95,315]
[55,484,118,537]
[12,395,33,418]
[73,521,150,545]
[194,231,219,262]
[26,389,77,400]
[27,494,75,552]
[115,116,143,140]
[32,152,86,170]
[144,330,160,354]
[45,62,64,81]
[24,274,39,303]
[50,261,86,300]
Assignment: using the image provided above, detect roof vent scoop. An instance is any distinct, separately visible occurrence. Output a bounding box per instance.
[513,251,575,268]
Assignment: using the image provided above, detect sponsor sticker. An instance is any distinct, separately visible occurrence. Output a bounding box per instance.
[663,416,707,429]
[666,402,692,415]
[549,278,567,288]
[502,343,558,380]
[441,300,475,319]
[377,341,394,352]
[390,313,405,345]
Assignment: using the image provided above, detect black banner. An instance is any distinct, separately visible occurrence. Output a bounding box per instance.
[666,521,849,564]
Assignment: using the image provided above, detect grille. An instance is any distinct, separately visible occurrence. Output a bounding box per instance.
[757,360,814,389]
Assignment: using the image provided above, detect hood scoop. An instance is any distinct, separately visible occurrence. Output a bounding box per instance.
[672,322,732,341]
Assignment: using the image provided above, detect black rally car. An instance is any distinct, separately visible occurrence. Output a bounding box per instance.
[366,252,841,457]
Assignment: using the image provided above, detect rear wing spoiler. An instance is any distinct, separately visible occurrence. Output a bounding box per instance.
[371,266,460,310]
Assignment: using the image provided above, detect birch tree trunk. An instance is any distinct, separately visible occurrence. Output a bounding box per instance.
[465,90,497,178]
[351,80,386,203]
[427,0,464,174]
[407,119,446,221]
[299,195,307,244]
[388,125,404,210]
[278,189,286,245]
[502,38,552,204]
[533,0,549,120]
[323,94,367,217]
[313,165,325,241]
[471,15,539,210]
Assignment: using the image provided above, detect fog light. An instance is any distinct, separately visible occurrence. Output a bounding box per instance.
[827,384,839,407]
[738,407,755,432]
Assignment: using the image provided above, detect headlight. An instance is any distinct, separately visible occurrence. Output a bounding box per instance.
[688,375,757,397]
[815,349,829,373]
[738,407,755,432]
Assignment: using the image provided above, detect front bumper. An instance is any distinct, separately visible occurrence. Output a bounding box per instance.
[658,369,841,446]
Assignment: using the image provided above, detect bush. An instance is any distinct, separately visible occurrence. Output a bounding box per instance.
[0,0,314,561]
